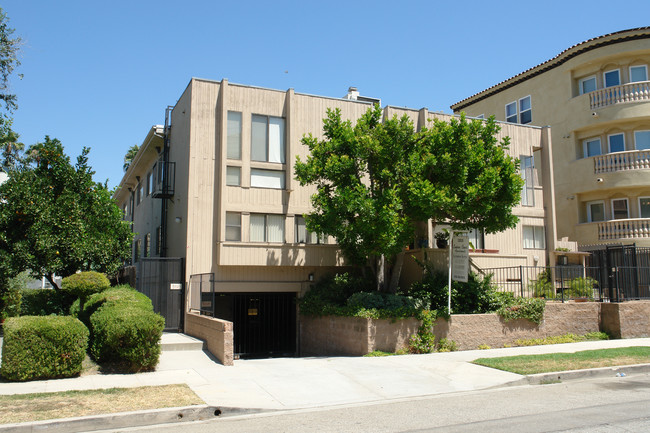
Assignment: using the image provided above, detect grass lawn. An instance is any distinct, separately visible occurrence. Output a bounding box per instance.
[473,346,650,375]
[0,384,204,425]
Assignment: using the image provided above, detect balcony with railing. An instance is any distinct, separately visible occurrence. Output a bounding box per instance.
[597,219,650,241]
[593,149,650,173]
[589,81,650,109]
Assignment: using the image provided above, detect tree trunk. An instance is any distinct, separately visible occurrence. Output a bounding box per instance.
[45,273,60,291]
[377,254,385,291]
[388,250,405,294]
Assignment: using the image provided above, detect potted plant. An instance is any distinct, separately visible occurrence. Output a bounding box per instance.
[435,230,449,249]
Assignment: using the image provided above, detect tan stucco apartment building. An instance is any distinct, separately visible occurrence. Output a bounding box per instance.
[452,27,650,249]
[115,78,557,360]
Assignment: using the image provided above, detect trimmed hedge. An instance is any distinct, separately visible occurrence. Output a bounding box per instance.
[89,306,164,372]
[20,289,78,316]
[70,285,153,327]
[61,271,110,305]
[1,316,89,381]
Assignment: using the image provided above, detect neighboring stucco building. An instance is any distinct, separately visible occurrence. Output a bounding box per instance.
[115,78,557,361]
[451,27,650,249]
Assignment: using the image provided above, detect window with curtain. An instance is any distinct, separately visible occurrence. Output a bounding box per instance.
[250,168,285,189]
[520,155,535,206]
[611,198,629,220]
[225,212,241,241]
[250,214,285,243]
[587,201,605,222]
[295,216,323,244]
[251,114,285,163]
[227,111,242,160]
[523,226,545,249]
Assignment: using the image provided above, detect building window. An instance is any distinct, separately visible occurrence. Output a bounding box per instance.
[156,226,162,256]
[520,155,535,206]
[583,137,602,158]
[611,198,629,220]
[468,228,484,250]
[604,69,620,88]
[134,239,142,262]
[639,197,650,218]
[251,115,285,163]
[295,215,324,244]
[225,212,241,241]
[227,111,242,160]
[519,96,532,124]
[505,101,517,123]
[250,214,285,243]
[144,233,151,257]
[250,168,285,189]
[630,65,648,83]
[587,200,605,222]
[226,166,241,186]
[608,133,625,153]
[523,226,545,249]
[579,76,597,94]
[146,171,153,196]
[635,130,650,150]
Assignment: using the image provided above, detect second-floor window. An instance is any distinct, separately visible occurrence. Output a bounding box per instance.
[580,76,597,94]
[612,198,629,220]
[630,65,648,82]
[640,197,650,218]
[250,214,285,243]
[295,216,325,244]
[583,137,602,158]
[608,133,625,153]
[635,130,650,150]
[587,200,605,222]
[520,155,535,206]
[523,226,545,249]
[505,96,531,124]
[227,111,242,160]
[225,212,241,241]
[252,115,285,163]
[604,69,621,88]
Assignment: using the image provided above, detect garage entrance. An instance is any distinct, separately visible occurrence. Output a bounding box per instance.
[214,292,297,359]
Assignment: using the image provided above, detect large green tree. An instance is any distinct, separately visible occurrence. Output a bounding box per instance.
[0,137,133,289]
[295,107,523,292]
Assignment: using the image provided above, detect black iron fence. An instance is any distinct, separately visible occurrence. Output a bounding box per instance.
[480,264,650,302]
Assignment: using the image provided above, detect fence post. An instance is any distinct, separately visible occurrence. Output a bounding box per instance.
[519,266,524,298]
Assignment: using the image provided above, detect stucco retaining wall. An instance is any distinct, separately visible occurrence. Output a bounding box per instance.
[184,311,234,366]
[601,301,650,339]
[300,302,602,355]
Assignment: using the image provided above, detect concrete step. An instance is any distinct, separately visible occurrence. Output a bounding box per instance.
[160,333,205,351]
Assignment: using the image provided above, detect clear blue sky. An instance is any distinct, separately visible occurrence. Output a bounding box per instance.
[3,0,650,188]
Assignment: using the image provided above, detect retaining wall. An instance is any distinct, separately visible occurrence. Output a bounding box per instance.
[184,311,234,366]
[601,301,650,339]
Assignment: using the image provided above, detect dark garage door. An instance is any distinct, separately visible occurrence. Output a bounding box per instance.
[214,292,296,359]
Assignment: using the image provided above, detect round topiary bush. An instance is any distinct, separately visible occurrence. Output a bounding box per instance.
[61,271,110,306]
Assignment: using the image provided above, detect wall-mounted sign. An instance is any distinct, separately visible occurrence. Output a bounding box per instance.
[170,283,182,291]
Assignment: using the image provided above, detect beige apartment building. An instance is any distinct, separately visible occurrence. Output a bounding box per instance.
[116,78,556,360]
[452,27,650,249]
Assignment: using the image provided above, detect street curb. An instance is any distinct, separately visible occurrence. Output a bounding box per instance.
[507,363,650,386]
[0,404,269,433]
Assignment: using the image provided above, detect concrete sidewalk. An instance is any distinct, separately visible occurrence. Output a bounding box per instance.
[1,335,650,411]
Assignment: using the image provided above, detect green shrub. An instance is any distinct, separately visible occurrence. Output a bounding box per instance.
[497,297,546,325]
[346,291,418,311]
[567,277,597,298]
[436,338,457,352]
[61,272,110,307]
[408,310,437,354]
[1,316,89,381]
[529,269,555,298]
[89,306,164,372]
[300,272,373,317]
[0,272,29,320]
[20,288,78,316]
[71,285,153,326]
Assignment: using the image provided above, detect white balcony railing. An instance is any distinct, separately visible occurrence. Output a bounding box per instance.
[598,218,650,241]
[593,149,650,173]
[589,81,650,109]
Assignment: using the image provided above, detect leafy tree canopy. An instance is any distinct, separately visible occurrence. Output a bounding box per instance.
[0,7,22,170]
[0,137,133,289]
[123,144,140,172]
[295,107,523,291]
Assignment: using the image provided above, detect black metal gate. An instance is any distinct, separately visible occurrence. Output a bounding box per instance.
[136,257,184,332]
[584,245,650,301]
[213,292,296,359]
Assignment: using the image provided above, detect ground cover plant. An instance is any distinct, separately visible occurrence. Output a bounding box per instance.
[0,385,203,424]
[472,346,650,375]
[512,332,609,347]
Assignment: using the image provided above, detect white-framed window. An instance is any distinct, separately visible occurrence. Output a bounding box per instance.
[629,65,648,83]
[634,130,650,150]
[226,166,241,186]
[144,233,151,257]
[295,215,324,244]
[583,137,602,158]
[607,133,625,153]
[468,228,484,250]
[520,155,535,206]
[604,69,621,88]
[227,111,242,160]
[639,197,650,218]
[519,96,532,124]
[523,226,545,249]
[587,200,605,222]
[250,168,285,189]
[225,212,241,242]
[611,198,629,220]
[505,101,517,123]
[579,76,597,94]
[250,214,285,243]
[251,114,285,163]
